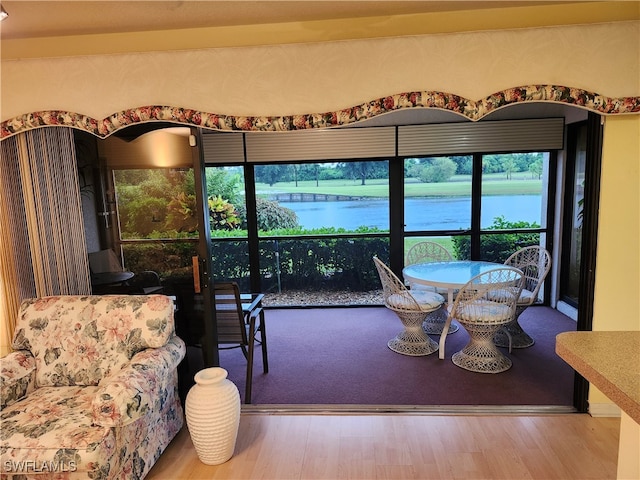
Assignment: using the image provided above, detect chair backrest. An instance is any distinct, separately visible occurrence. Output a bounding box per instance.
[88,249,124,273]
[504,246,551,304]
[373,256,420,311]
[213,282,248,345]
[405,241,453,265]
[450,267,524,325]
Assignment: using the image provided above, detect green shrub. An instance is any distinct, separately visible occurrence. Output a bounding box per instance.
[259,236,389,292]
[208,195,241,230]
[452,216,541,263]
[122,241,198,284]
[418,157,457,183]
[123,226,390,293]
[236,197,298,231]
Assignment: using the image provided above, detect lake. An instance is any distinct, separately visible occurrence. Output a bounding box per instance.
[279,195,543,230]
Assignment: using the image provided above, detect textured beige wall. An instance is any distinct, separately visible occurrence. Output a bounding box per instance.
[589,114,640,406]
[594,115,640,333]
[1,21,638,122]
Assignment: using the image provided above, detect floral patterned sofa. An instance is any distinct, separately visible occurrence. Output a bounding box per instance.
[0,295,186,479]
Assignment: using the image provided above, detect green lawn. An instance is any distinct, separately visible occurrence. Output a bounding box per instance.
[256,175,542,197]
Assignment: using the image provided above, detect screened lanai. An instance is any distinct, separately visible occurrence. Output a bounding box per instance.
[94,104,587,319]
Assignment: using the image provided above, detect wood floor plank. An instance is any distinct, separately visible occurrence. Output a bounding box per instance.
[299,416,342,479]
[146,414,620,480]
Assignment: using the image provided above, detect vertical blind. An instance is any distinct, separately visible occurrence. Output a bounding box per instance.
[0,128,91,353]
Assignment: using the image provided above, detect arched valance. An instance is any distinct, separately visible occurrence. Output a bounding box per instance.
[1,85,639,140]
[1,20,638,140]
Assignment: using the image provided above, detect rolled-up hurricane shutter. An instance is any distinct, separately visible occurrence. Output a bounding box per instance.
[201,118,564,164]
[201,131,245,164]
[398,118,564,156]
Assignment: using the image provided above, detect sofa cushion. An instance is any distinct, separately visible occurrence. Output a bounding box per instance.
[387,290,444,311]
[0,386,120,476]
[456,300,512,324]
[410,290,445,310]
[12,295,175,387]
[0,351,36,409]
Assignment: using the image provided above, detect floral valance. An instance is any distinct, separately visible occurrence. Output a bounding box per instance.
[2,84,639,140]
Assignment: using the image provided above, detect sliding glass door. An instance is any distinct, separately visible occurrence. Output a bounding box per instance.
[561,122,587,307]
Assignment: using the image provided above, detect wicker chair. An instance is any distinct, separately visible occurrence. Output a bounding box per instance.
[404,241,458,335]
[405,241,454,266]
[443,267,524,373]
[493,246,552,350]
[373,256,444,356]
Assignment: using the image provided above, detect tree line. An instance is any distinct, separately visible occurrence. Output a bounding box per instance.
[255,153,544,186]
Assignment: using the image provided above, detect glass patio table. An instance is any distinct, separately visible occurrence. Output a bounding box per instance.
[402,260,511,358]
[91,271,135,286]
[403,261,507,305]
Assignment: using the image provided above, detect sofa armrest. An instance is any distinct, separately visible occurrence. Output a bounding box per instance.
[1,351,36,408]
[92,335,186,427]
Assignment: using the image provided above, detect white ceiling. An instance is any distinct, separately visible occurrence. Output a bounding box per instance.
[0,1,573,40]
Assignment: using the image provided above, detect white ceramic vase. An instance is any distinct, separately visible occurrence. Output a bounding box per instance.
[185,367,241,465]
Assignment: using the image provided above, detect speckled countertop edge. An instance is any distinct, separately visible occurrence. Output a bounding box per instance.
[556,331,640,423]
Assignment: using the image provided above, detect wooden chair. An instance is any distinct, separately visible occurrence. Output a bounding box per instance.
[493,246,552,349]
[214,282,268,404]
[444,267,524,373]
[373,256,444,356]
[404,241,458,335]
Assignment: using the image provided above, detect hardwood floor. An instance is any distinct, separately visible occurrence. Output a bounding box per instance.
[146,413,620,479]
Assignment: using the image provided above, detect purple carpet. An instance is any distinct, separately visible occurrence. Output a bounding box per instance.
[205,306,576,406]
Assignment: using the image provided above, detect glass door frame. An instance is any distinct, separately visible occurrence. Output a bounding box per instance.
[560,121,586,308]
[191,128,219,366]
[571,113,604,411]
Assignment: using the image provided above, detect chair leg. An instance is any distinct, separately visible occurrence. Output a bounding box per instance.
[452,323,512,373]
[245,320,256,404]
[259,310,268,373]
[240,345,249,359]
[422,305,459,335]
[388,310,438,356]
[493,307,534,349]
[245,340,254,404]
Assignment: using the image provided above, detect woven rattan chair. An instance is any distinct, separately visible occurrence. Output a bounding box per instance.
[443,267,524,373]
[493,246,552,350]
[405,241,454,266]
[214,282,268,404]
[404,241,458,335]
[373,256,444,356]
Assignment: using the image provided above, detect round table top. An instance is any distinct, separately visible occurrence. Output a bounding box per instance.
[91,271,135,286]
[403,260,509,289]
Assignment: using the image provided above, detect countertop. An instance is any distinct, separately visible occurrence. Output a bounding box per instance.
[556,331,640,423]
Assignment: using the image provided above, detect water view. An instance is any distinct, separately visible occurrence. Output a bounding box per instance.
[279,195,542,230]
